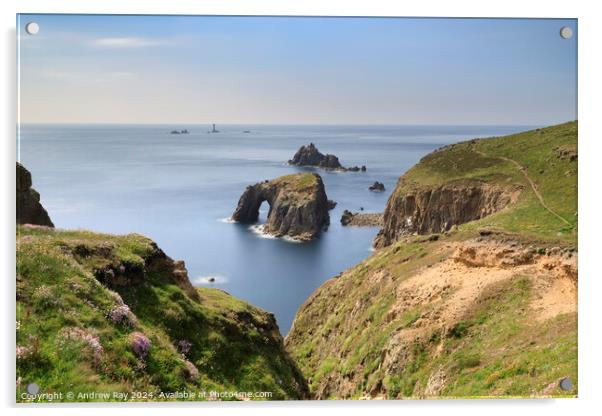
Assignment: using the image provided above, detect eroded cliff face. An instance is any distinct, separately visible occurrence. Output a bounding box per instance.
[232,173,330,241]
[374,181,521,248]
[16,163,54,227]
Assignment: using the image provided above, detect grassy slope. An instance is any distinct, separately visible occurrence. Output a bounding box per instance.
[393,121,577,243]
[16,226,305,402]
[286,122,577,398]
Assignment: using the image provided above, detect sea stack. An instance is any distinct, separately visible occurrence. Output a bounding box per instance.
[288,143,366,172]
[16,162,54,227]
[232,173,330,241]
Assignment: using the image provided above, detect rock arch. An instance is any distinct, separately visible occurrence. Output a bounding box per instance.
[232,173,330,241]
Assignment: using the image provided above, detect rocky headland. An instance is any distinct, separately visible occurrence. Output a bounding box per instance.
[232,173,331,241]
[288,143,366,172]
[286,122,578,399]
[16,162,54,227]
[17,226,308,400]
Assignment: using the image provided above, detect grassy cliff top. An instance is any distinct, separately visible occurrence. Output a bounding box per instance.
[392,121,577,243]
[16,226,306,402]
[269,173,321,192]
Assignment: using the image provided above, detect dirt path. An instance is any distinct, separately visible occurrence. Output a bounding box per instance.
[389,240,577,328]
[473,148,571,226]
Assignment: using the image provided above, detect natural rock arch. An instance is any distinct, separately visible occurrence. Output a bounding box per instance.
[232,173,330,241]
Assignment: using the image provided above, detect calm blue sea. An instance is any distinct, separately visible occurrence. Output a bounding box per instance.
[18,124,533,333]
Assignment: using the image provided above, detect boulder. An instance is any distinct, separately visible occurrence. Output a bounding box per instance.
[340,210,354,226]
[369,181,385,192]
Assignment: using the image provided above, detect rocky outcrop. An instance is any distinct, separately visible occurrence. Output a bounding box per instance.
[369,181,385,192]
[288,143,366,172]
[232,173,330,241]
[76,238,200,303]
[374,181,521,248]
[16,163,54,227]
[341,210,383,227]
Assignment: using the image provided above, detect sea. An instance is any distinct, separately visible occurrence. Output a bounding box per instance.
[17,124,533,333]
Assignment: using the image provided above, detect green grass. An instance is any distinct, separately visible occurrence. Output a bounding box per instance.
[439,277,577,397]
[286,122,578,399]
[16,226,306,402]
[271,173,319,192]
[288,247,577,399]
[391,121,577,244]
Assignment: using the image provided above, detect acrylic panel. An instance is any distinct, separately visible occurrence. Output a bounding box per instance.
[16,14,577,402]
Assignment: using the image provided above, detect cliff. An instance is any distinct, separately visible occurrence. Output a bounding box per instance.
[286,121,578,399]
[232,173,330,241]
[288,143,366,172]
[16,226,308,401]
[16,163,54,227]
[375,122,577,248]
[374,181,521,248]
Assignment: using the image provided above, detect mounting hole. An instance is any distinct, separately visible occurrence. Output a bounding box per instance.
[25,22,39,35]
[559,377,573,391]
[560,26,573,40]
[26,382,40,395]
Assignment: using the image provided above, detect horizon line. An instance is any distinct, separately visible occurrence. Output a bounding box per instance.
[17,121,565,127]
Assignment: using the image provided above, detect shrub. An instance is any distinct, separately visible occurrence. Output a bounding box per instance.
[32,285,56,309]
[129,332,151,359]
[177,339,192,356]
[449,321,471,338]
[59,327,104,367]
[108,304,137,327]
[16,345,33,360]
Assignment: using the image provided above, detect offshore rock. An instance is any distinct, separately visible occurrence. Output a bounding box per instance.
[288,143,366,172]
[232,173,330,241]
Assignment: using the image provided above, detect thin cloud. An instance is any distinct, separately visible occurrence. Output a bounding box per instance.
[90,37,168,48]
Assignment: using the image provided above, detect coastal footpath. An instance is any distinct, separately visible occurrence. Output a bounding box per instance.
[286,121,578,399]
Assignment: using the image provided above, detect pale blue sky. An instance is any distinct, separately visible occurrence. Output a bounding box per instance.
[18,15,577,125]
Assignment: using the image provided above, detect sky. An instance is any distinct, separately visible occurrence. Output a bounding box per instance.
[17,15,577,125]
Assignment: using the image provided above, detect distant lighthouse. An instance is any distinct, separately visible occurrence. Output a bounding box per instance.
[210,123,219,133]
